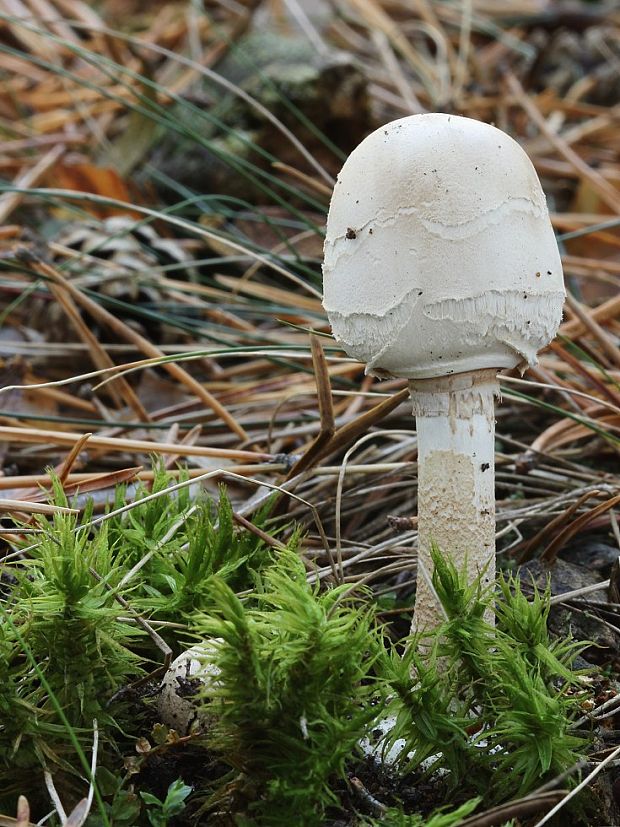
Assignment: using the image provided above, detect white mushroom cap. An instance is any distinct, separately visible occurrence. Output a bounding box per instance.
[322,114,565,379]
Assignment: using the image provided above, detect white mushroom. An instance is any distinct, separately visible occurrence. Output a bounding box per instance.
[322,113,565,632]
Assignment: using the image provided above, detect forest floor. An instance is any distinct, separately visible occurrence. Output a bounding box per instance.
[0,1,619,825]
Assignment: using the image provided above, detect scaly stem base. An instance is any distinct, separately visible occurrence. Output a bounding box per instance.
[409,369,498,634]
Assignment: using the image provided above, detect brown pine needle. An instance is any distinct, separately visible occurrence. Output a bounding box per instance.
[0,499,78,515]
[0,425,272,461]
[44,277,150,419]
[21,254,249,442]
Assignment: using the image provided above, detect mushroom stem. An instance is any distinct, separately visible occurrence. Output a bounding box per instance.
[410,369,498,633]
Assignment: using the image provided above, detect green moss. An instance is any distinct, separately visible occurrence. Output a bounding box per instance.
[0,471,595,824]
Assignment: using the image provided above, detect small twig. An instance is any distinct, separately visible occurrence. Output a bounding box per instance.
[458,791,568,827]
[572,691,620,729]
[349,776,387,817]
[232,510,289,552]
[525,758,588,796]
[532,744,620,827]
[548,579,610,605]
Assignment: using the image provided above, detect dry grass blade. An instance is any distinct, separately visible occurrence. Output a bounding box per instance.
[43,770,65,824]
[348,0,442,102]
[0,499,78,515]
[564,292,620,370]
[286,334,335,478]
[542,493,620,563]
[270,161,333,197]
[159,424,202,469]
[0,425,270,461]
[505,72,620,215]
[56,431,92,485]
[42,274,149,420]
[0,817,37,827]
[0,466,283,490]
[89,564,172,679]
[65,718,97,827]
[549,341,620,409]
[1,451,141,502]
[62,466,142,496]
[548,579,610,606]
[0,143,64,224]
[518,489,604,562]
[0,817,39,827]
[324,386,411,459]
[22,255,248,441]
[503,374,620,415]
[560,293,620,338]
[216,274,323,310]
[532,745,620,827]
[518,409,620,462]
[458,791,568,827]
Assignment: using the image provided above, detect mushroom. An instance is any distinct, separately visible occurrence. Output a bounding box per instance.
[322,113,565,632]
